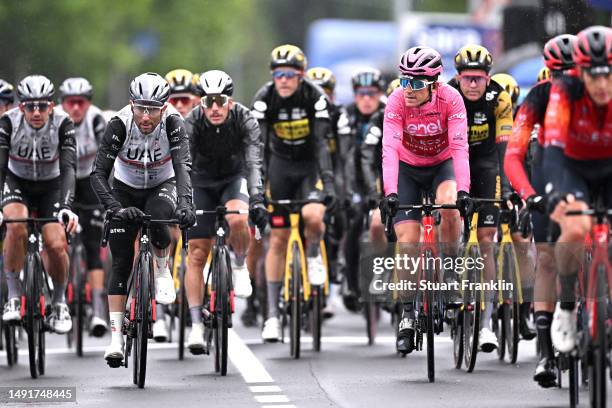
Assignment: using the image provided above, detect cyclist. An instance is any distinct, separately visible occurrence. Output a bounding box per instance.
[58,77,109,336]
[537,67,551,82]
[0,75,79,334]
[339,68,386,311]
[184,70,266,353]
[504,33,577,388]
[380,46,470,354]
[0,79,15,115]
[165,69,199,118]
[251,44,336,342]
[448,44,514,352]
[543,26,612,355]
[90,72,195,364]
[490,73,520,116]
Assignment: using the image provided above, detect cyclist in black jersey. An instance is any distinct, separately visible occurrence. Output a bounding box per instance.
[0,79,15,116]
[184,70,266,353]
[165,69,200,118]
[252,44,336,342]
[58,77,109,336]
[0,75,79,334]
[90,72,195,364]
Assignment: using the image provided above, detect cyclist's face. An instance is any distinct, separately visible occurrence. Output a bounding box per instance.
[131,102,166,134]
[20,100,53,129]
[168,93,194,118]
[403,85,431,107]
[457,69,489,101]
[354,86,382,115]
[582,70,612,107]
[61,96,91,125]
[273,68,301,98]
[202,97,233,125]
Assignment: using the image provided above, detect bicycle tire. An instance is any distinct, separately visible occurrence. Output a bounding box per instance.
[364,301,378,346]
[452,309,464,369]
[137,252,152,388]
[502,245,519,364]
[425,250,435,383]
[4,324,17,366]
[74,248,85,358]
[463,246,481,373]
[494,305,506,361]
[588,264,607,408]
[25,253,39,379]
[290,241,302,359]
[311,285,323,351]
[178,249,187,360]
[213,248,229,376]
[569,355,579,408]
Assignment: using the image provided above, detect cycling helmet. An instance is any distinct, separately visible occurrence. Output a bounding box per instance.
[399,46,443,78]
[165,69,195,95]
[270,44,307,70]
[455,44,493,73]
[543,34,576,71]
[17,75,54,102]
[537,67,551,82]
[573,25,612,69]
[306,67,336,92]
[129,72,170,106]
[491,73,520,104]
[59,77,94,100]
[0,79,15,104]
[386,78,401,96]
[191,72,203,96]
[199,70,234,96]
[351,68,384,91]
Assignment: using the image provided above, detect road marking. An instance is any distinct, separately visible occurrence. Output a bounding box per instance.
[250,385,282,393]
[241,335,453,345]
[255,395,290,403]
[261,406,296,408]
[228,329,274,383]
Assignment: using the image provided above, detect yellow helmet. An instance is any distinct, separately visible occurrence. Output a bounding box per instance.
[164,69,195,95]
[491,73,520,104]
[191,72,203,96]
[306,67,336,92]
[270,44,307,70]
[537,66,551,82]
[386,78,401,96]
[454,44,493,73]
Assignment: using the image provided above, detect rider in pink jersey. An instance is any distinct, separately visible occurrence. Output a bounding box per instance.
[379,46,471,355]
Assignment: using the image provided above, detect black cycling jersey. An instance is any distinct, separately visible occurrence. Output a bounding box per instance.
[360,108,384,196]
[0,107,77,209]
[251,78,334,188]
[185,102,263,197]
[90,107,192,213]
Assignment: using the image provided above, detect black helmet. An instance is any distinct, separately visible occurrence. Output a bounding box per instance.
[59,77,94,100]
[129,72,170,106]
[270,44,307,70]
[0,79,15,104]
[351,68,384,91]
[17,75,54,102]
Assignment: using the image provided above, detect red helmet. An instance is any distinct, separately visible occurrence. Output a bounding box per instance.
[543,34,576,71]
[573,25,612,69]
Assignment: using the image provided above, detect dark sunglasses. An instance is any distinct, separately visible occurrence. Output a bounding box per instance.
[459,75,488,86]
[64,98,88,107]
[272,70,299,80]
[202,94,229,109]
[169,96,192,106]
[355,88,380,97]
[133,104,163,117]
[22,101,51,113]
[399,77,433,91]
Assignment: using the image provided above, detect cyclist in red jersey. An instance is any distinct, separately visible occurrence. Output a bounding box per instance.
[504,33,577,388]
[541,26,612,354]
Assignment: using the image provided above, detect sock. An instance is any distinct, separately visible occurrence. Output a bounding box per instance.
[234,254,246,267]
[6,270,22,299]
[481,301,493,330]
[267,281,282,318]
[190,306,202,324]
[520,301,532,320]
[535,311,554,359]
[559,275,576,310]
[402,303,415,320]
[154,255,169,276]
[92,288,106,319]
[307,239,321,258]
[52,280,66,304]
[109,312,124,345]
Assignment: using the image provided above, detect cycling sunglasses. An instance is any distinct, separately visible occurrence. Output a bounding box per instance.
[22,101,51,113]
[202,94,229,109]
[586,65,611,78]
[63,97,88,108]
[272,69,299,80]
[355,88,381,97]
[132,104,163,117]
[169,96,192,106]
[459,74,488,86]
[399,77,433,91]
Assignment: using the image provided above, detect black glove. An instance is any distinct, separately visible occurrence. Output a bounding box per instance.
[545,191,567,215]
[322,185,337,213]
[115,207,144,223]
[365,191,380,210]
[526,194,547,214]
[379,193,399,219]
[456,190,474,217]
[518,207,532,238]
[175,206,196,229]
[249,195,268,232]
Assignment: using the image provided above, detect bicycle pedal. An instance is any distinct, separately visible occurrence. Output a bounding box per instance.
[105,357,124,368]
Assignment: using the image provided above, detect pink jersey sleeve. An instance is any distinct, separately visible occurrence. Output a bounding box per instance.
[445,87,470,193]
[382,90,403,195]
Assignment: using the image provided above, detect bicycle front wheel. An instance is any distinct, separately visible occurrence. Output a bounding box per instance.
[588,264,608,407]
[213,248,230,376]
[136,252,153,389]
[311,285,323,351]
[501,245,519,364]
[25,253,40,379]
[177,248,187,360]
[290,241,302,359]
[463,246,481,373]
[425,252,435,383]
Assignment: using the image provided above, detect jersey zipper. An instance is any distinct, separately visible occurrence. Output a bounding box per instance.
[32,132,37,181]
[144,136,149,189]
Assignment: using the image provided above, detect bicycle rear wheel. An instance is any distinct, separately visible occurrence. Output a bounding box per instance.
[177,249,187,360]
[463,246,481,372]
[213,248,230,376]
[74,249,85,357]
[25,253,40,379]
[290,241,302,359]
[4,323,17,366]
[588,265,607,408]
[311,285,323,351]
[365,301,379,346]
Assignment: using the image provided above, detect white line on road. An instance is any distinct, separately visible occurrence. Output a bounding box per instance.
[228,329,274,383]
[250,385,282,393]
[255,395,290,403]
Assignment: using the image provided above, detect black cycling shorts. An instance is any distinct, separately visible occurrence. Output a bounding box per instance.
[266,154,322,228]
[2,172,60,218]
[470,157,500,228]
[74,177,104,270]
[530,145,551,243]
[560,156,612,208]
[394,159,455,224]
[188,177,249,239]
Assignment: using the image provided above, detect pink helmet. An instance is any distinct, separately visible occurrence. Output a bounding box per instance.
[399,46,443,78]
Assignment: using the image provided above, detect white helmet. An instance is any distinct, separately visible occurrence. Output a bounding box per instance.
[59,77,94,100]
[198,70,234,96]
[129,72,170,106]
[17,75,54,101]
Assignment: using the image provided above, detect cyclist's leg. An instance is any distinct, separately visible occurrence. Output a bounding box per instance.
[301,175,326,287]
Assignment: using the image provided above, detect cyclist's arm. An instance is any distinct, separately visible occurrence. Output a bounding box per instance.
[58,117,77,209]
[93,113,107,145]
[239,107,264,198]
[361,113,382,195]
[90,118,126,212]
[166,114,193,209]
[312,96,334,189]
[338,128,355,199]
[335,108,350,201]
[504,103,538,199]
[447,90,470,193]
[495,91,514,197]
[542,83,571,192]
[0,117,11,203]
[250,91,270,177]
[382,92,403,196]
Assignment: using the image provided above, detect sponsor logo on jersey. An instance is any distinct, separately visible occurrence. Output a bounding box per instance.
[405,119,443,136]
[273,118,310,141]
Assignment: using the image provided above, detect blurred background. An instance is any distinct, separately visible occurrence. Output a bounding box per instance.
[0,0,609,108]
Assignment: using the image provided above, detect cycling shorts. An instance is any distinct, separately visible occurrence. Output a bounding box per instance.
[560,156,612,208]
[470,157,500,228]
[74,177,104,270]
[2,171,60,218]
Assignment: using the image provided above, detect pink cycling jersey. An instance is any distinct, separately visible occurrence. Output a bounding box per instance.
[382,83,470,195]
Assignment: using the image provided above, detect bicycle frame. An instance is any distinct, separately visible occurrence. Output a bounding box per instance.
[284,212,310,303]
